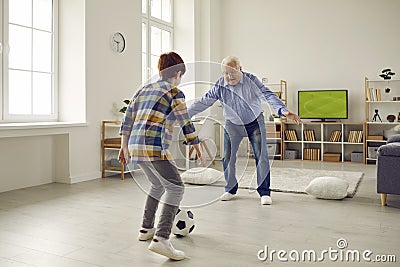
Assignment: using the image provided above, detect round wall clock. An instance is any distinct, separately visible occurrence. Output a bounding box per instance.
[111,32,126,53]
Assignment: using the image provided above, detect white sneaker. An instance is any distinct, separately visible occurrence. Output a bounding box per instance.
[220,192,236,201]
[261,195,272,205]
[138,228,155,241]
[148,238,185,261]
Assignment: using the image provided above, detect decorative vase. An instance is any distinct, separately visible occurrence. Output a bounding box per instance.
[386,114,396,122]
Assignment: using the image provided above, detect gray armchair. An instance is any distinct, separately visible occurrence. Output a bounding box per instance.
[377,134,400,206]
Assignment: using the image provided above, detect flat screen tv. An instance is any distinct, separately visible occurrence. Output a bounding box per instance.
[298,90,348,121]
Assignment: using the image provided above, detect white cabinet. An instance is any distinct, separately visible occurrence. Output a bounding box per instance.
[364,77,400,122]
[364,77,400,164]
[282,122,365,163]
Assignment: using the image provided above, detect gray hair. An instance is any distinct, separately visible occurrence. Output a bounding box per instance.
[221,56,240,68]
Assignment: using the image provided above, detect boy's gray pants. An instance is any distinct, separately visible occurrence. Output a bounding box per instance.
[139,160,184,239]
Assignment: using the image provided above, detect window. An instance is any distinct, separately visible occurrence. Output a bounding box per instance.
[0,0,57,122]
[142,0,173,84]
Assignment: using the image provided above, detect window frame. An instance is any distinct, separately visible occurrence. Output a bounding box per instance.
[142,0,173,83]
[1,0,58,123]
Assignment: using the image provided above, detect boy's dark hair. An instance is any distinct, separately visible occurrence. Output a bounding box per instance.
[158,52,186,78]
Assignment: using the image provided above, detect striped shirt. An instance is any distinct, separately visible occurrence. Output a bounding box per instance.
[188,71,288,125]
[120,78,199,163]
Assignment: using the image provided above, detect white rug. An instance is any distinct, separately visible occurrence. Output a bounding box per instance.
[214,168,364,198]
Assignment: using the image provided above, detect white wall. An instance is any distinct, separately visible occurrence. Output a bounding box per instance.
[217,0,400,121]
[0,136,55,192]
[85,0,142,122]
[59,0,86,122]
[174,0,223,100]
[66,0,141,181]
[0,0,141,193]
[82,0,141,179]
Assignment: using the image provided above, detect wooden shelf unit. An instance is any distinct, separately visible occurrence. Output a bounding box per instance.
[263,80,288,106]
[364,77,400,164]
[258,79,287,159]
[364,77,400,122]
[282,122,365,163]
[101,120,128,180]
[266,122,282,160]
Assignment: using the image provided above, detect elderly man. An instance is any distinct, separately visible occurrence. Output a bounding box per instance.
[188,56,301,205]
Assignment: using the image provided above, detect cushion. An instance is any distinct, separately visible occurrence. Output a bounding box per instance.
[305,176,349,200]
[181,167,224,185]
[387,134,400,144]
[378,143,400,157]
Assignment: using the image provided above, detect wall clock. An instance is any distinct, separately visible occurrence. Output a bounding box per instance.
[111,32,126,53]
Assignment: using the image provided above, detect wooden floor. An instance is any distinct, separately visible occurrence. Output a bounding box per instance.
[0,160,399,266]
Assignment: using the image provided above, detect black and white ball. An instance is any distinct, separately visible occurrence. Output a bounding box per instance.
[172,208,195,237]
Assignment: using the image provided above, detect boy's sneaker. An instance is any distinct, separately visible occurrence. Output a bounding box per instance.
[148,238,185,260]
[220,192,236,201]
[261,195,272,205]
[138,228,155,241]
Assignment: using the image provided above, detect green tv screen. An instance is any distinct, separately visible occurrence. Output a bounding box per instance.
[298,90,348,120]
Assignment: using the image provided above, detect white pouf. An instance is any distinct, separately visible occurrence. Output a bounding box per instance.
[305,176,349,200]
[181,167,224,185]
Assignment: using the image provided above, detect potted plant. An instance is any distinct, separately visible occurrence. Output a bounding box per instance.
[119,99,130,114]
[269,114,281,123]
[379,68,395,80]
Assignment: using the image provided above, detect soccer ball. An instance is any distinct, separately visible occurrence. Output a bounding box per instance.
[172,208,195,237]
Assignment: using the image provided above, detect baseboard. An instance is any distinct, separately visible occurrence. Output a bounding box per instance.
[66,171,102,184]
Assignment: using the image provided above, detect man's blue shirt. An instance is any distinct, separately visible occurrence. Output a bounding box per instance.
[188,71,288,125]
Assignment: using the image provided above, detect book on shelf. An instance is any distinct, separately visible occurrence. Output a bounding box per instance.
[284,130,289,140]
[291,130,298,141]
[304,148,309,160]
[376,88,382,101]
[328,130,341,142]
[370,88,376,101]
[303,129,315,141]
[368,88,382,101]
[337,130,342,141]
[348,131,354,142]
[366,88,372,101]
[348,130,363,143]
[358,131,363,142]
[303,148,320,160]
[284,129,298,141]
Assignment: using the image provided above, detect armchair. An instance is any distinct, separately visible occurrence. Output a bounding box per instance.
[377,134,400,206]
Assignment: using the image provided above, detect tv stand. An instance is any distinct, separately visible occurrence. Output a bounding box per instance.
[282,122,365,163]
